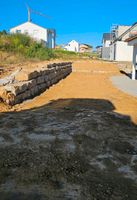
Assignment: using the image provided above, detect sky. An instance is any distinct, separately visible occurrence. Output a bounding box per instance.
[0,0,137,48]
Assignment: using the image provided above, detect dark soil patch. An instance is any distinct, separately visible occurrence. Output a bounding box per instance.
[0,99,137,199]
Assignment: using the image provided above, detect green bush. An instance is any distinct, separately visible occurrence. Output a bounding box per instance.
[0,33,54,60]
[25,43,54,60]
[53,49,79,59]
[0,33,32,53]
[35,48,54,60]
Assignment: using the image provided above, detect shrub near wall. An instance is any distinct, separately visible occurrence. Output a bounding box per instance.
[0,33,54,60]
[26,43,54,60]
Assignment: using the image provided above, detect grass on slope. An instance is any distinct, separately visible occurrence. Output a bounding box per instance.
[0,31,98,65]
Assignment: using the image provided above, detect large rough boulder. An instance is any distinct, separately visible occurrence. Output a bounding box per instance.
[0,62,72,106]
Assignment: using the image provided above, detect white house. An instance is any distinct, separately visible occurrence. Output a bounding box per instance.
[126,35,137,80]
[10,21,56,49]
[110,23,137,62]
[64,40,79,52]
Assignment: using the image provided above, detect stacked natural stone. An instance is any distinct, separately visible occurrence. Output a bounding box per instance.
[0,62,72,106]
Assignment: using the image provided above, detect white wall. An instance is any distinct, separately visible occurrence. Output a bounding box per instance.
[105,40,111,47]
[102,39,111,47]
[115,41,133,61]
[128,39,137,79]
[110,41,133,62]
[10,22,55,48]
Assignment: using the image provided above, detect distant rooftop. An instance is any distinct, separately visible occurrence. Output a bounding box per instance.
[80,44,93,48]
[96,45,102,48]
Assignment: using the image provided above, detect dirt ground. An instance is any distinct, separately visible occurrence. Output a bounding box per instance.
[1,60,137,123]
[0,60,137,199]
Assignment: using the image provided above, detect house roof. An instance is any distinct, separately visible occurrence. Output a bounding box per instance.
[69,40,79,43]
[80,44,93,48]
[10,21,55,32]
[125,35,137,42]
[10,21,44,30]
[65,40,79,46]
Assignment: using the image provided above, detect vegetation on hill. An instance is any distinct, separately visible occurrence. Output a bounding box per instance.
[0,31,98,64]
[0,31,54,60]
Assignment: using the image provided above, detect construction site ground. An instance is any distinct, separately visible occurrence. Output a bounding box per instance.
[0,60,137,199]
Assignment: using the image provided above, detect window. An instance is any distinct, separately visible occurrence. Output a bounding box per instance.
[16,30,21,33]
[24,30,29,35]
[33,30,39,35]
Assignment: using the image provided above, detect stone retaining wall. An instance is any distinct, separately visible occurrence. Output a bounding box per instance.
[0,62,72,106]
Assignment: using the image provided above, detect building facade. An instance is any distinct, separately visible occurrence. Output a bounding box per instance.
[110,23,137,62]
[10,22,56,48]
[110,41,133,61]
[80,44,93,53]
[64,40,79,52]
[101,33,112,60]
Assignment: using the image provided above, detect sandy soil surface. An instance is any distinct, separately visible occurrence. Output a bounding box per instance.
[0,60,137,199]
[1,60,137,123]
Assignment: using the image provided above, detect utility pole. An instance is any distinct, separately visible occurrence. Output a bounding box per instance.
[26,4,50,22]
[27,6,31,22]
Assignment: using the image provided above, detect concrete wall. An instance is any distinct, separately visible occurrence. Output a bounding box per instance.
[131,45,137,79]
[10,22,55,48]
[128,39,137,79]
[133,45,137,66]
[110,43,115,61]
[115,41,133,61]
[134,45,137,77]
[133,46,137,60]
[0,62,72,106]
[110,41,133,62]
[102,47,110,60]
